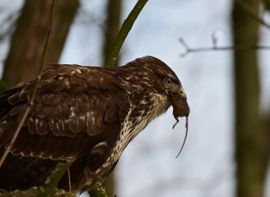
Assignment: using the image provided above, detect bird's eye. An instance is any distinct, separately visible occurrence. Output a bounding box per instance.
[164,78,175,86]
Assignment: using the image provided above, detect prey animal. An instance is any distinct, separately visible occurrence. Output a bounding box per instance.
[0,56,190,192]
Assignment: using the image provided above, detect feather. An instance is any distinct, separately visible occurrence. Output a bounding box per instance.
[0,56,189,192]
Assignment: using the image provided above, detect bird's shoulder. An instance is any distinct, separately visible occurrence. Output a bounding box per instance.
[0,64,131,160]
[9,64,121,103]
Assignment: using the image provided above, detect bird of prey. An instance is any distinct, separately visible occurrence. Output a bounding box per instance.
[0,56,189,192]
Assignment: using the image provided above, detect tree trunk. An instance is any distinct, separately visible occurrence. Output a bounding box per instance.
[102,0,122,196]
[232,0,269,197]
[1,0,79,87]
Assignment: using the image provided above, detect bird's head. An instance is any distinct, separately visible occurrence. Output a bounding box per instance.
[116,56,190,155]
[136,56,190,157]
[125,56,190,119]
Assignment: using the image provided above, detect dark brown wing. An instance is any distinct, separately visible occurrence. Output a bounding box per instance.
[0,64,130,161]
[0,65,130,191]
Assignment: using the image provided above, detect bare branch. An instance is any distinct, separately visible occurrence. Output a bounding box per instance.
[179,37,270,57]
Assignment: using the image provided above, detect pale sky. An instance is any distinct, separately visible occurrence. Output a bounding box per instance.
[1,0,270,197]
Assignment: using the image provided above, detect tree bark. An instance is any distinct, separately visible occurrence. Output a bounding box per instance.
[232,0,269,197]
[1,0,79,87]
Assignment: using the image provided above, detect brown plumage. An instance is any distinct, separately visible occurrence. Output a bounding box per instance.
[0,56,189,192]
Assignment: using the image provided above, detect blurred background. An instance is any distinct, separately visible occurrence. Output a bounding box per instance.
[0,0,270,197]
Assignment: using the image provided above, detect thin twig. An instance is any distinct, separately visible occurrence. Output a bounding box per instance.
[38,0,55,74]
[0,0,56,168]
[179,37,270,57]
[105,0,148,67]
[67,168,72,192]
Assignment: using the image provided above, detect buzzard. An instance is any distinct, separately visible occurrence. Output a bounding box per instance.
[0,56,189,192]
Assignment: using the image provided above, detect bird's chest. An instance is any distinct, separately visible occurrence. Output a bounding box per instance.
[86,93,169,187]
[86,107,150,187]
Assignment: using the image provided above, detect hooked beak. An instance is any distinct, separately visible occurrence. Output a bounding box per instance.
[169,87,190,118]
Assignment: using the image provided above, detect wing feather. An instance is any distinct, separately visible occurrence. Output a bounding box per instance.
[0,64,130,160]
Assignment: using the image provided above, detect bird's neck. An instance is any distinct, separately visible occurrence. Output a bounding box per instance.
[115,92,170,159]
